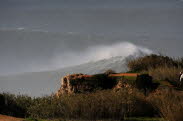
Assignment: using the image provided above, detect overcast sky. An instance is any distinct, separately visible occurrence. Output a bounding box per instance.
[0,0,183,75]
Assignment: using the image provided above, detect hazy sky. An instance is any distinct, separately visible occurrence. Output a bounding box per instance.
[0,0,183,75]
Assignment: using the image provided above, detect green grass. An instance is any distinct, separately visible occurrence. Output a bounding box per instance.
[123,76,137,81]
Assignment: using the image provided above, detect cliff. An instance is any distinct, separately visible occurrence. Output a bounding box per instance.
[56,74,93,96]
[56,73,137,96]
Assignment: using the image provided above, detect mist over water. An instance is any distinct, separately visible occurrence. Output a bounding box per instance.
[87,42,153,61]
[52,42,153,69]
[0,40,153,76]
[0,0,182,76]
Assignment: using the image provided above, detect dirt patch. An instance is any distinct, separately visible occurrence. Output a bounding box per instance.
[0,115,23,121]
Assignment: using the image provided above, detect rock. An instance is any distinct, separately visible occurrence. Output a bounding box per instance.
[113,80,131,92]
[56,73,136,97]
[56,73,93,96]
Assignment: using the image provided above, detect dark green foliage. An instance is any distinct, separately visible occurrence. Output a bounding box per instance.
[69,78,84,86]
[27,96,62,119]
[0,93,33,118]
[0,94,5,113]
[92,74,117,89]
[70,74,117,92]
[135,74,158,95]
[0,94,5,105]
[136,74,153,89]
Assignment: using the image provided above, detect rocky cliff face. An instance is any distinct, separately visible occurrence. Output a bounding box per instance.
[56,73,135,97]
[56,74,93,96]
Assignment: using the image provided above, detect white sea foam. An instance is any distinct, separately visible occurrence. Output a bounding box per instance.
[53,41,153,68]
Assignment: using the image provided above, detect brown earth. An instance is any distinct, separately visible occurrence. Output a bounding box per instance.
[0,115,23,121]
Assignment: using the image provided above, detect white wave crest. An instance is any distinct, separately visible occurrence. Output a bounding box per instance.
[53,41,153,68]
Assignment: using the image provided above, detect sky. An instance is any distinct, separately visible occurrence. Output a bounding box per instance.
[0,0,183,76]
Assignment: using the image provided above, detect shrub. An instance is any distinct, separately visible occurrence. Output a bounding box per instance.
[148,66,182,83]
[0,89,158,120]
[135,74,158,95]
[0,93,33,117]
[27,89,156,120]
[148,89,183,121]
[128,54,181,72]
[27,95,61,119]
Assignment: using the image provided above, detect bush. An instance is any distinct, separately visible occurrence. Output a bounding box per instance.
[148,89,183,121]
[148,66,182,83]
[0,93,33,117]
[135,74,158,95]
[128,54,183,89]
[27,96,61,119]
[128,54,181,72]
[27,89,156,120]
[0,89,158,120]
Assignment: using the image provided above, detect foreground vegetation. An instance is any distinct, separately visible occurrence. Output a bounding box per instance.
[0,54,183,121]
[1,89,182,121]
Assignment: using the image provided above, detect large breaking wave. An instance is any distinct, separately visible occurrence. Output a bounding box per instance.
[53,42,153,68]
